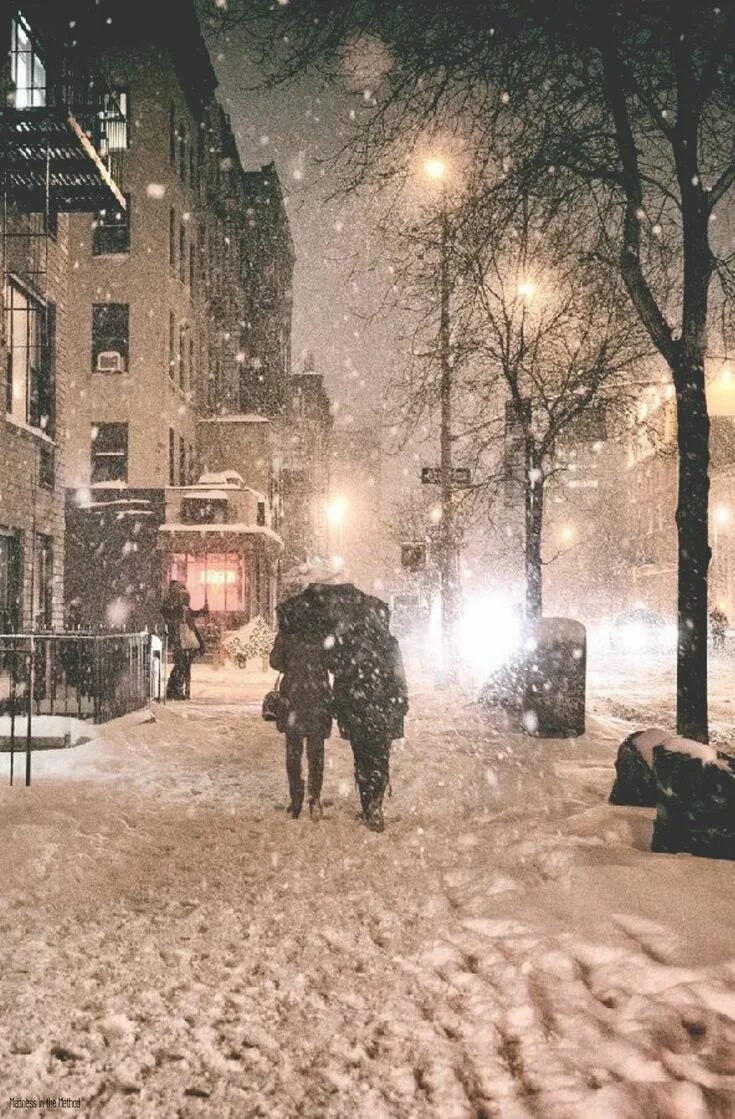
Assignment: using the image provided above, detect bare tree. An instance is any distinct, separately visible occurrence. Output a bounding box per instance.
[214,0,735,739]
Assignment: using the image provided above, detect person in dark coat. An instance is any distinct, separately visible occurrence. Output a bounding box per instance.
[162,581,206,700]
[269,630,332,820]
[332,620,408,832]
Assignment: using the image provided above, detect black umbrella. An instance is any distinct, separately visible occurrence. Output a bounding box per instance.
[276,582,390,648]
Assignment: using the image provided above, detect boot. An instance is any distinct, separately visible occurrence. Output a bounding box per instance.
[287,778,305,819]
[365,794,384,833]
[309,797,323,822]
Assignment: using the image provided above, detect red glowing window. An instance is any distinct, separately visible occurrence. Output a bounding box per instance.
[168,553,247,613]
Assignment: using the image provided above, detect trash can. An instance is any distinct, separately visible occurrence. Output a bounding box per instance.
[521,617,586,737]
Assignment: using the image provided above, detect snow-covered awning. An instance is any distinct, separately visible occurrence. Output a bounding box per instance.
[157,523,283,554]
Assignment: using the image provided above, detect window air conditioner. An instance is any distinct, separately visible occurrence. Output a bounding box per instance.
[96,351,125,373]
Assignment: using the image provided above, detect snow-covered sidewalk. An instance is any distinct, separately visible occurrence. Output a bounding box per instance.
[0,666,734,1117]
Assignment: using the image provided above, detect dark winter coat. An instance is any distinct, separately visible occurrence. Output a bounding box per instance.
[332,630,408,742]
[269,631,333,739]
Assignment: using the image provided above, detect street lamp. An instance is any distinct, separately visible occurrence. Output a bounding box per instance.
[326,496,347,556]
[422,155,460,682]
[516,279,537,300]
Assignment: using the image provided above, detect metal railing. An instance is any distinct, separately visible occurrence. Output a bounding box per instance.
[0,632,155,785]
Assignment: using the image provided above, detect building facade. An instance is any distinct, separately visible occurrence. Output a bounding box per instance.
[1,2,125,631]
[279,357,333,581]
[60,1,290,630]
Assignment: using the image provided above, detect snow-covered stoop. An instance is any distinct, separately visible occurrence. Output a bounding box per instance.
[0,683,733,1117]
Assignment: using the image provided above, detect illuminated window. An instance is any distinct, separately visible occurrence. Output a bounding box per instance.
[167,553,247,613]
[9,15,46,109]
[4,281,55,431]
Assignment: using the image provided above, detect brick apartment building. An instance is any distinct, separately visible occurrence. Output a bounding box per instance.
[1,2,126,631]
[59,0,294,631]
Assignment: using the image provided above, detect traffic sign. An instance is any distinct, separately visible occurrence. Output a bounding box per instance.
[421,466,471,486]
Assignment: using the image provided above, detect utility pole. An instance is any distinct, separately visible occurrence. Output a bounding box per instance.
[439,203,459,682]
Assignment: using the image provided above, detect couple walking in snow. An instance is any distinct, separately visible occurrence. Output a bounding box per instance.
[269,597,408,832]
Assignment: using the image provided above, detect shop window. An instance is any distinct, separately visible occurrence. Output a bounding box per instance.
[92,303,129,373]
[93,194,130,255]
[91,422,128,484]
[9,15,46,109]
[4,282,55,431]
[167,553,246,613]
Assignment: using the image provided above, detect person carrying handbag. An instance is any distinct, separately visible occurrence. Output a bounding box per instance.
[268,630,332,820]
[163,582,207,701]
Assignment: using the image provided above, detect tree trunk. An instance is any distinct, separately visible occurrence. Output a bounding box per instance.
[674,367,710,742]
[524,448,544,621]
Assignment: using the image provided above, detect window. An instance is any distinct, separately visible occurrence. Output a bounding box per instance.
[189,241,196,287]
[189,335,195,392]
[101,88,129,152]
[178,121,187,182]
[92,303,129,372]
[4,282,55,431]
[169,428,175,485]
[168,311,176,380]
[9,15,46,109]
[169,207,176,274]
[0,532,21,633]
[91,423,128,484]
[34,535,53,630]
[256,501,266,527]
[93,194,130,255]
[179,435,186,486]
[179,323,187,390]
[169,104,176,164]
[167,553,246,613]
[179,220,187,284]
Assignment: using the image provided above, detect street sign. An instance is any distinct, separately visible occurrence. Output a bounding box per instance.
[421,466,471,487]
[401,542,427,572]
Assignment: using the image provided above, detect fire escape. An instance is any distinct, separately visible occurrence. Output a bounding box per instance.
[0,6,127,631]
[1,10,126,216]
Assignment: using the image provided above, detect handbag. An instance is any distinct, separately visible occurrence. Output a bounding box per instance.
[262,674,288,724]
[179,621,200,652]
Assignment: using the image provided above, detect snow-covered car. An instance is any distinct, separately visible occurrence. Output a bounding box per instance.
[609,608,677,655]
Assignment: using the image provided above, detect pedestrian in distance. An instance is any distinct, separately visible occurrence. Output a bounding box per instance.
[269,629,332,821]
[710,605,728,651]
[162,580,206,700]
[332,618,409,833]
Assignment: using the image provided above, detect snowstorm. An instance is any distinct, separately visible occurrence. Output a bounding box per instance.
[1,1,735,1116]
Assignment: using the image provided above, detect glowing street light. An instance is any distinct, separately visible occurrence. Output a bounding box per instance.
[560,524,575,544]
[715,504,731,526]
[326,495,347,528]
[517,279,537,300]
[423,156,448,181]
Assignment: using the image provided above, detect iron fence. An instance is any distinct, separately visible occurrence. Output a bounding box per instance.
[0,632,157,785]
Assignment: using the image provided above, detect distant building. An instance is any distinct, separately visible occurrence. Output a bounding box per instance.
[239,165,295,417]
[59,0,287,629]
[279,356,333,578]
[1,2,126,630]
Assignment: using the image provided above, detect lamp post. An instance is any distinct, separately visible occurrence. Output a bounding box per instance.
[423,156,459,681]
